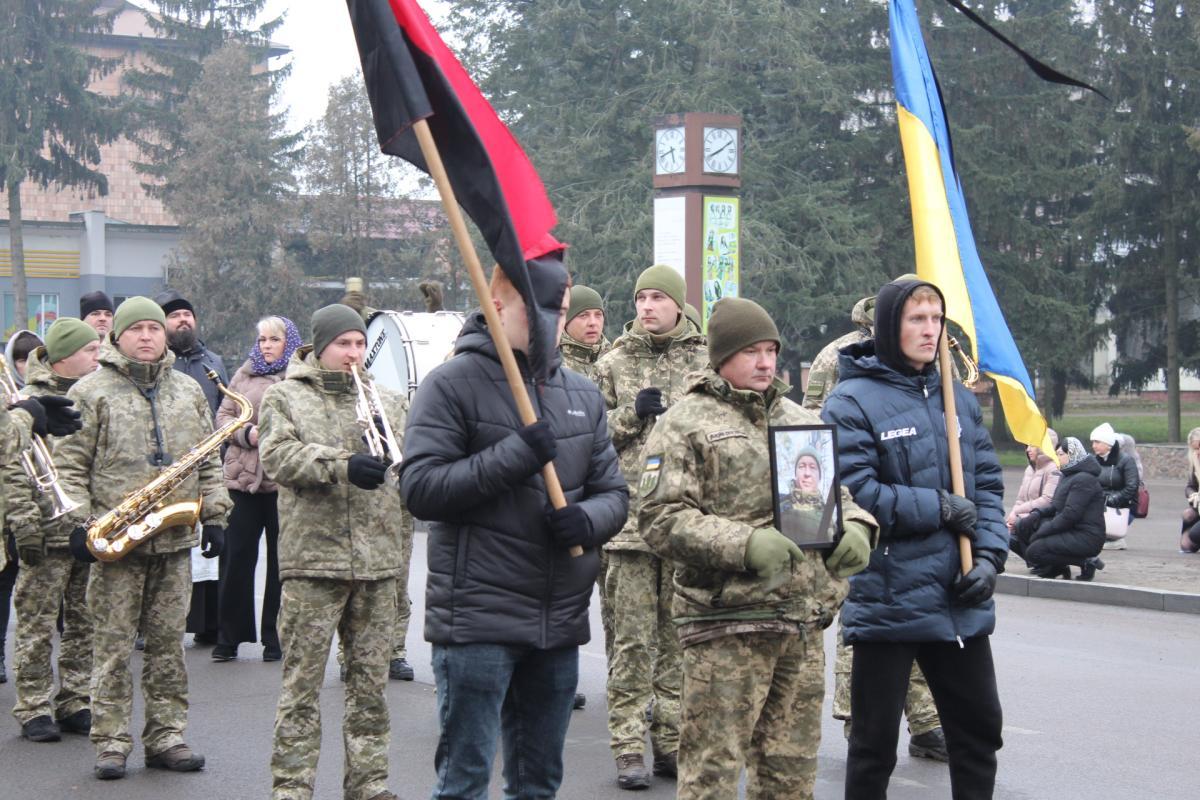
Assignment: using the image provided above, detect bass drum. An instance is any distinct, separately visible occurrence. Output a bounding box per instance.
[365,310,465,398]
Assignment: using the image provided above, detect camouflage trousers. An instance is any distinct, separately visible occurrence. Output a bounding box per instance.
[336,525,410,665]
[679,629,823,800]
[597,549,614,659]
[604,550,680,758]
[271,577,396,800]
[88,549,192,757]
[12,548,91,724]
[833,620,940,735]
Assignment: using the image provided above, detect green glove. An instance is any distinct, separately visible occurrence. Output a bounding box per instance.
[825,521,873,578]
[745,527,803,578]
[18,544,44,567]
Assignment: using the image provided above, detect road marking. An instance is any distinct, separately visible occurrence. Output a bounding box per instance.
[1002,725,1042,735]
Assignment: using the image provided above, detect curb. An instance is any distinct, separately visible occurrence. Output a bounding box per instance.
[997,574,1200,615]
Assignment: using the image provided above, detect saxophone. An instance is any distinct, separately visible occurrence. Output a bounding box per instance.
[85,369,252,562]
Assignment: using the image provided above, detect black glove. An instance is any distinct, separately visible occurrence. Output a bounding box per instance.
[953,559,998,606]
[32,395,82,437]
[545,503,595,551]
[939,490,977,541]
[1014,509,1041,539]
[517,420,557,465]
[69,526,97,564]
[200,525,225,559]
[347,454,387,490]
[634,388,667,419]
[12,398,48,437]
[1104,492,1120,508]
[18,544,44,567]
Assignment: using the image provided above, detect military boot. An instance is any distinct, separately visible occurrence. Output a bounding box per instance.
[389,657,414,681]
[573,692,586,710]
[651,749,677,778]
[56,708,92,735]
[95,751,127,780]
[21,715,62,742]
[615,753,651,790]
[146,743,206,772]
[908,727,950,762]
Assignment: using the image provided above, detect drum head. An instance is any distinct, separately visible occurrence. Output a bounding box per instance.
[366,310,465,397]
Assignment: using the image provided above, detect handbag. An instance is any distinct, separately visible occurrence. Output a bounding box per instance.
[1132,482,1150,519]
[1104,507,1129,539]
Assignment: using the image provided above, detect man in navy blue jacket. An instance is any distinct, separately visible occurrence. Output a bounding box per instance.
[822,278,1007,800]
[400,261,629,800]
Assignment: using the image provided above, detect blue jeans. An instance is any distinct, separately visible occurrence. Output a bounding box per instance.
[430,643,579,800]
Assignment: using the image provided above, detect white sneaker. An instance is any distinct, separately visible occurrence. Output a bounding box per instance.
[1103,539,1128,550]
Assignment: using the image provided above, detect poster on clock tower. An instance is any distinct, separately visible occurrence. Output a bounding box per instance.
[701,196,740,330]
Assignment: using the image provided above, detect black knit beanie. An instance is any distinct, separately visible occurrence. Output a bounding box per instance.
[80,290,115,318]
[707,297,780,369]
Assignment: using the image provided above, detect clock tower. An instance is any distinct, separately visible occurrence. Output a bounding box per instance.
[651,112,742,331]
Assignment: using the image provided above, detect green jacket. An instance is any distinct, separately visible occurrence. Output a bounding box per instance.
[638,371,877,631]
[0,397,33,567]
[56,338,231,554]
[259,347,408,582]
[1,348,82,550]
[593,318,708,552]
[559,332,610,381]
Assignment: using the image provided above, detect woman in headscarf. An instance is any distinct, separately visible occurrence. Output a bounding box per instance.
[211,316,302,662]
[1090,422,1140,550]
[1181,427,1200,554]
[1012,437,1107,581]
[1006,429,1061,531]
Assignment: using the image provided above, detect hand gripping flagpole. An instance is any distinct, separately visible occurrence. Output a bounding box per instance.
[412,118,582,558]
[938,331,974,576]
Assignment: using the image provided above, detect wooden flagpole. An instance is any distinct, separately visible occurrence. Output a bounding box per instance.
[412,119,581,558]
[939,331,974,575]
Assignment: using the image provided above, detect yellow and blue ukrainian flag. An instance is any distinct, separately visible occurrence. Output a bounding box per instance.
[890,0,1056,459]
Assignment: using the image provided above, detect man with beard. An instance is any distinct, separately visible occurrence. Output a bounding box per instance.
[154,290,229,647]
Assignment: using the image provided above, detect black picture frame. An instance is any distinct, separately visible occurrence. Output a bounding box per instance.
[768,424,842,549]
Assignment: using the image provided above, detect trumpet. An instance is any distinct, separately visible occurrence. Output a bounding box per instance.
[1,354,81,520]
[350,364,403,488]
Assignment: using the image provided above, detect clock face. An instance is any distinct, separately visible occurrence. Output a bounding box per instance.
[655,127,685,174]
[703,127,738,174]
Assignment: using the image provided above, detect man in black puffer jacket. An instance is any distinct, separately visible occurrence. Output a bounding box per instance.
[400,261,629,800]
[1012,437,1106,581]
[822,278,1007,800]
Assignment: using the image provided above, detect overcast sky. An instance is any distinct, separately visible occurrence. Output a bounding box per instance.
[262,1,451,132]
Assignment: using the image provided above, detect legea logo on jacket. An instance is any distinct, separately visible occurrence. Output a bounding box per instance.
[880,426,918,441]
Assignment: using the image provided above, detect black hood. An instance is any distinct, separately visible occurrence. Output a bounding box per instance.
[1062,454,1101,478]
[872,278,946,376]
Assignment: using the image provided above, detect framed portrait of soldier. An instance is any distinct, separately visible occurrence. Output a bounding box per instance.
[768,424,842,548]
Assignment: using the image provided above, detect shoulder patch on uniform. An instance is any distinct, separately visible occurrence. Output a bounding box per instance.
[804,379,825,397]
[706,429,747,443]
[639,455,662,496]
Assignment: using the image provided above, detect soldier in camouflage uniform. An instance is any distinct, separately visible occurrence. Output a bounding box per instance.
[803,291,947,760]
[559,284,611,380]
[4,320,99,743]
[593,264,708,788]
[55,297,230,780]
[639,298,877,800]
[260,304,407,800]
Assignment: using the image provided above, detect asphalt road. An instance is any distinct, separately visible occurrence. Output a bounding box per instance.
[0,530,1192,800]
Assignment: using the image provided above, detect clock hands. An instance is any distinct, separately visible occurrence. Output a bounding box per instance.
[707,141,733,157]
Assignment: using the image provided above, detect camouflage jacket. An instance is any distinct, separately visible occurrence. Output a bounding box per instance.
[0,403,32,564]
[593,319,708,552]
[802,330,870,410]
[259,347,409,582]
[1,348,84,549]
[559,332,610,381]
[639,371,877,634]
[56,339,231,554]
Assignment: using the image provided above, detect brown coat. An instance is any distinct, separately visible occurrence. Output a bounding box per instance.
[217,360,284,494]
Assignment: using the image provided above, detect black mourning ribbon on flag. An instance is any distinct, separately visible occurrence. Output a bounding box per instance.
[940,0,1108,101]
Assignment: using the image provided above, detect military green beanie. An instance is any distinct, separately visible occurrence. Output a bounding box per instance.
[634,264,685,310]
[684,302,702,330]
[567,285,604,323]
[707,297,781,369]
[113,296,167,339]
[44,317,99,363]
[311,303,367,357]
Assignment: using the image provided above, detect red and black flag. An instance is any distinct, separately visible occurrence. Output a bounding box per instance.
[345,0,568,383]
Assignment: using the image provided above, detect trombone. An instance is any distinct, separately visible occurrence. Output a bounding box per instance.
[350,364,403,488]
[1,354,81,520]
